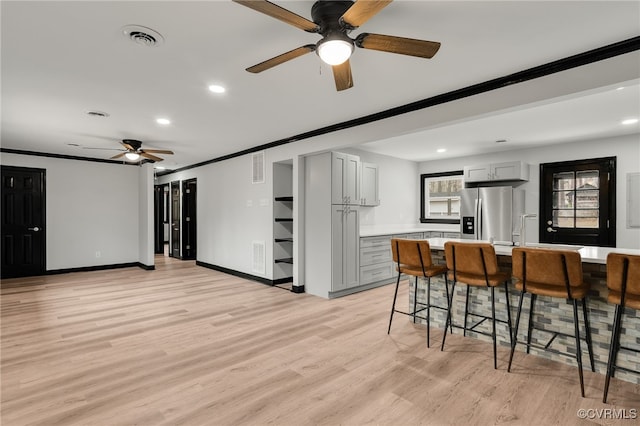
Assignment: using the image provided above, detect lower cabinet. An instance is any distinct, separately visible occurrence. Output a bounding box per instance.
[359,235,394,285]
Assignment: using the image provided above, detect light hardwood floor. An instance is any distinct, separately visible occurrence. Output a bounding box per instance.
[2,256,639,426]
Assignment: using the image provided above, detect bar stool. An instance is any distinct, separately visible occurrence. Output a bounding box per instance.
[603,253,640,403]
[441,242,513,369]
[508,247,595,397]
[388,238,449,347]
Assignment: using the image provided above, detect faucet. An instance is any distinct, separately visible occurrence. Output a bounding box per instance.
[519,213,537,247]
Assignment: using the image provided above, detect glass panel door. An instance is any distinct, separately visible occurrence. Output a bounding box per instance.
[540,157,615,247]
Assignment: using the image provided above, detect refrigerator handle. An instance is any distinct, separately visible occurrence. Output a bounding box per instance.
[474,198,480,240]
[477,197,482,240]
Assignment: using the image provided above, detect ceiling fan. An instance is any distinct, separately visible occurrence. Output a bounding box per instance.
[233,0,441,91]
[82,139,174,162]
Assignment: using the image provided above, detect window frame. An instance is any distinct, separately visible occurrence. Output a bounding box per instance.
[420,170,464,224]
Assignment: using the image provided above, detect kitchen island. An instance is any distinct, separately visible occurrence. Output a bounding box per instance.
[410,238,640,384]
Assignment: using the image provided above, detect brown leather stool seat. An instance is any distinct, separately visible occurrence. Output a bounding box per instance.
[441,242,513,369]
[388,239,450,347]
[508,247,594,397]
[603,253,640,403]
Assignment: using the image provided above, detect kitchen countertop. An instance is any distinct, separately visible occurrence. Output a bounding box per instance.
[359,225,459,238]
[426,237,640,264]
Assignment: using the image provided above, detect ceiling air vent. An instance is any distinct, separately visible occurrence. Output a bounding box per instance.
[121,25,164,47]
[86,110,109,118]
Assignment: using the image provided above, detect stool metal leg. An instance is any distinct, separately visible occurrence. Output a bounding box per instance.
[526,293,536,354]
[572,298,586,398]
[463,285,470,337]
[504,282,513,345]
[441,280,457,351]
[581,298,595,372]
[603,303,624,403]
[387,271,401,334]
[508,290,526,372]
[490,286,497,369]
[413,276,418,324]
[426,276,431,347]
[444,276,453,333]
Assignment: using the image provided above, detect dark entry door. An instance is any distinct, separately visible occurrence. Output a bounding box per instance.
[182,179,197,260]
[1,166,46,278]
[170,181,180,258]
[153,185,164,254]
[539,157,615,247]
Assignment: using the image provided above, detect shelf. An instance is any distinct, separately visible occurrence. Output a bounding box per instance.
[275,196,293,202]
[275,258,294,264]
[275,218,293,222]
[275,238,293,243]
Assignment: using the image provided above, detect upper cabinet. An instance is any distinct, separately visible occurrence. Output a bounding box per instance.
[360,162,379,206]
[464,161,529,183]
[331,152,360,205]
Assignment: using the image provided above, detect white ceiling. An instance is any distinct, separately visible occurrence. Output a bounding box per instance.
[2,1,639,170]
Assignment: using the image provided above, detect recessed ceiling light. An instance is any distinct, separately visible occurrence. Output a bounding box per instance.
[616,86,625,91]
[209,85,226,94]
[621,118,638,125]
[156,118,171,125]
[437,148,446,153]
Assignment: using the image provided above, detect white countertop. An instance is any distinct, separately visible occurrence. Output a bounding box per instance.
[359,224,459,237]
[426,238,640,265]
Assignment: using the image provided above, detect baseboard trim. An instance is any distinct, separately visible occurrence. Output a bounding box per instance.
[196,261,301,290]
[291,285,305,294]
[47,262,154,275]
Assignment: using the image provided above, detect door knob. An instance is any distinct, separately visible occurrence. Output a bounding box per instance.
[28,226,40,232]
[546,227,557,233]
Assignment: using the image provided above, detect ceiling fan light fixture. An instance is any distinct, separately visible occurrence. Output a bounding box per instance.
[125,152,141,161]
[317,36,354,66]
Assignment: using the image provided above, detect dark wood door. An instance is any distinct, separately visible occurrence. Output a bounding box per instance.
[170,181,180,258]
[539,157,615,247]
[182,179,197,260]
[1,166,46,278]
[153,185,164,254]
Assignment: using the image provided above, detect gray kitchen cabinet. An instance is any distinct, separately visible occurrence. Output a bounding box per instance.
[464,161,529,183]
[332,152,360,205]
[360,162,379,206]
[443,232,461,239]
[360,235,393,285]
[424,231,443,238]
[305,151,361,298]
[332,205,360,291]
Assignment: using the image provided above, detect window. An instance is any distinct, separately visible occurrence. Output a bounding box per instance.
[420,171,464,223]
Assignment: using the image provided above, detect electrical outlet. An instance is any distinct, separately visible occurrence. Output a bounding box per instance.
[95,251,101,258]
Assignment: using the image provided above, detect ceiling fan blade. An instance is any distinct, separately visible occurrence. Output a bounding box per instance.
[142,149,174,155]
[246,45,315,73]
[355,33,441,59]
[140,152,164,162]
[332,60,353,91]
[110,152,126,160]
[341,0,393,29]
[233,0,319,33]
[120,141,135,151]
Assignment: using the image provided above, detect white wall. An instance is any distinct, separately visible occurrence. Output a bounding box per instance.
[1,153,142,269]
[418,134,640,249]
[138,163,154,267]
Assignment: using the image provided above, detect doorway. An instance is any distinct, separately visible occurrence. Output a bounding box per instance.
[539,156,616,247]
[170,181,181,258]
[181,179,197,260]
[154,184,169,254]
[1,166,46,278]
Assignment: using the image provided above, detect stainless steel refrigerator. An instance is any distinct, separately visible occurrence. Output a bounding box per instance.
[460,186,525,245]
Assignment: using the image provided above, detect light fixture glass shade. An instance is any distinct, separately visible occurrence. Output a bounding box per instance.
[317,38,354,65]
[125,152,141,161]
